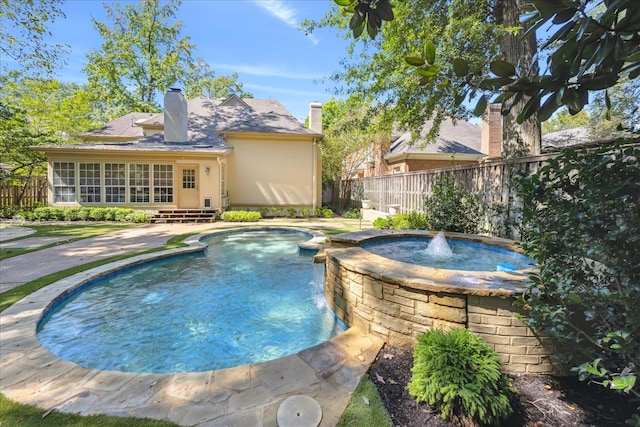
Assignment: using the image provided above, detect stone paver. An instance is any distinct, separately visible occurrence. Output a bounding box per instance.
[0,219,382,426]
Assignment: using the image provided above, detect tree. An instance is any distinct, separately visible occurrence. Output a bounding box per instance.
[320,96,387,207]
[182,58,252,100]
[0,74,99,182]
[308,0,541,157]
[84,0,248,117]
[0,0,69,75]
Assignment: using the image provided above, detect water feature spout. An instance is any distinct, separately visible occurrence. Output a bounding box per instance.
[422,231,453,258]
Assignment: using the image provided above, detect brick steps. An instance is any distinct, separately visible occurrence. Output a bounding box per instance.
[151,209,219,223]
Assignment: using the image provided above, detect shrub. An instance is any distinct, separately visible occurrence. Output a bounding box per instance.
[220,210,261,222]
[408,328,515,425]
[516,142,640,419]
[9,206,149,223]
[286,207,298,218]
[299,207,310,218]
[373,216,391,229]
[270,207,283,217]
[341,208,361,219]
[390,211,428,230]
[257,207,269,218]
[321,207,334,218]
[423,175,483,233]
[125,211,152,223]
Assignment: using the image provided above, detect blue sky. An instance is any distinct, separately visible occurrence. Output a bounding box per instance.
[45,0,349,122]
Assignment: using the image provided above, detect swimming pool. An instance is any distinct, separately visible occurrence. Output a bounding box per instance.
[36,229,346,374]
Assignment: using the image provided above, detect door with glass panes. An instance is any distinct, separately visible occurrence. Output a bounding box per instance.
[178,166,199,208]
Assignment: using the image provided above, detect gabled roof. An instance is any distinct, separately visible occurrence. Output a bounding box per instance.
[133,97,320,136]
[385,118,484,161]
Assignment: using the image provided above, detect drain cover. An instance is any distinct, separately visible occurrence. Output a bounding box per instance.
[276,395,322,427]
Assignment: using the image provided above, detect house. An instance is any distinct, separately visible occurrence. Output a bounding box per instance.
[360,117,485,177]
[35,89,323,213]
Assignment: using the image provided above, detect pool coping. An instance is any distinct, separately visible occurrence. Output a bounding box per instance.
[0,226,383,426]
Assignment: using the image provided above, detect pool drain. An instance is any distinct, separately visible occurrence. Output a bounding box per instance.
[276,395,322,427]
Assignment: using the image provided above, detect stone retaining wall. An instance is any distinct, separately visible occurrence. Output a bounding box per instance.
[323,233,560,375]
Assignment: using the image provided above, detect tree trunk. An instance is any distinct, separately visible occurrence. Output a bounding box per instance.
[496,0,541,157]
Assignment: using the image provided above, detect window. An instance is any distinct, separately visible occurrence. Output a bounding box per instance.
[79,163,101,203]
[53,162,76,203]
[182,168,195,189]
[105,163,126,203]
[129,164,150,203]
[153,164,173,203]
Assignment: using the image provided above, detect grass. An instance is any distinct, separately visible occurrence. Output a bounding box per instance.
[0,223,137,261]
[0,394,178,427]
[337,376,392,427]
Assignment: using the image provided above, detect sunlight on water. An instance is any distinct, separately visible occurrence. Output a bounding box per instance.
[37,230,346,374]
[364,236,534,271]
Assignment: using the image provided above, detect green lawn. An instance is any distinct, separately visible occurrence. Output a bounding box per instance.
[0,394,178,427]
[0,223,137,260]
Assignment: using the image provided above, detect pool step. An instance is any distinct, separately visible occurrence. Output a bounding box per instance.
[151,209,219,223]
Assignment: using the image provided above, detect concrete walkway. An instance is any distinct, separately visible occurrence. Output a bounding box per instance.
[0,219,382,426]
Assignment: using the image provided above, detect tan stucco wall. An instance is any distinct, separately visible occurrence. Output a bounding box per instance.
[44,151,224,210]
[226,135,320,208]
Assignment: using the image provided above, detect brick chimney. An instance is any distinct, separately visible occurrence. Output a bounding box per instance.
[164,88,188,143]
[308,101,322,133]
[481,103,502,158]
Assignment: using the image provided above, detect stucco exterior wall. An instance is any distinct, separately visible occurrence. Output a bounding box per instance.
[226,135,320,208]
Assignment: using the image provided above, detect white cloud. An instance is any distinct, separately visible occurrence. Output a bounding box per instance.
[211,62,325,80]
[253,0,319,45]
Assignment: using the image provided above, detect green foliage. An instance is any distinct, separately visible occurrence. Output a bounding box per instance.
[15,207,150,223]
[313,207,334,218]
[372,216,391,229]
[0,393,178,427]
[423,176,483,233]
[220,210,261,222]
[337,375,392,427]
[406,0,640,124]
[304,1,501,149]
[408,328,514,425]
[390,211,428,230]
[257,207,270,218]
[0,0,68,75]
[83,0,249,115]
[340,208,362,219]
[286,208,298,218]
[516,142,640,417]
[299,207,311,218]
[321,207,334,218]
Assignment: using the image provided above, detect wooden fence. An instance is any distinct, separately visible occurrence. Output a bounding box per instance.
[340,153,560,239]
[0,176,47,208]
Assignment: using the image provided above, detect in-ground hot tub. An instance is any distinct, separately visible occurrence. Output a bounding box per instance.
[320,229,559,375]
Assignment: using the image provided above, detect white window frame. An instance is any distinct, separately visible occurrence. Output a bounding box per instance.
[53,162,76,203]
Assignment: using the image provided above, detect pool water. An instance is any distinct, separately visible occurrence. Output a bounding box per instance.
[37,230,346,374]
[362,237,535,271]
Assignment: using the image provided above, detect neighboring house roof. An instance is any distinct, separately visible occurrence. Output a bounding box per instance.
[541,126,591,151]
[385,119,484,162]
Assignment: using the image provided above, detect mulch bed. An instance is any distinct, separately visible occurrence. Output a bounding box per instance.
[369,344,637,426]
